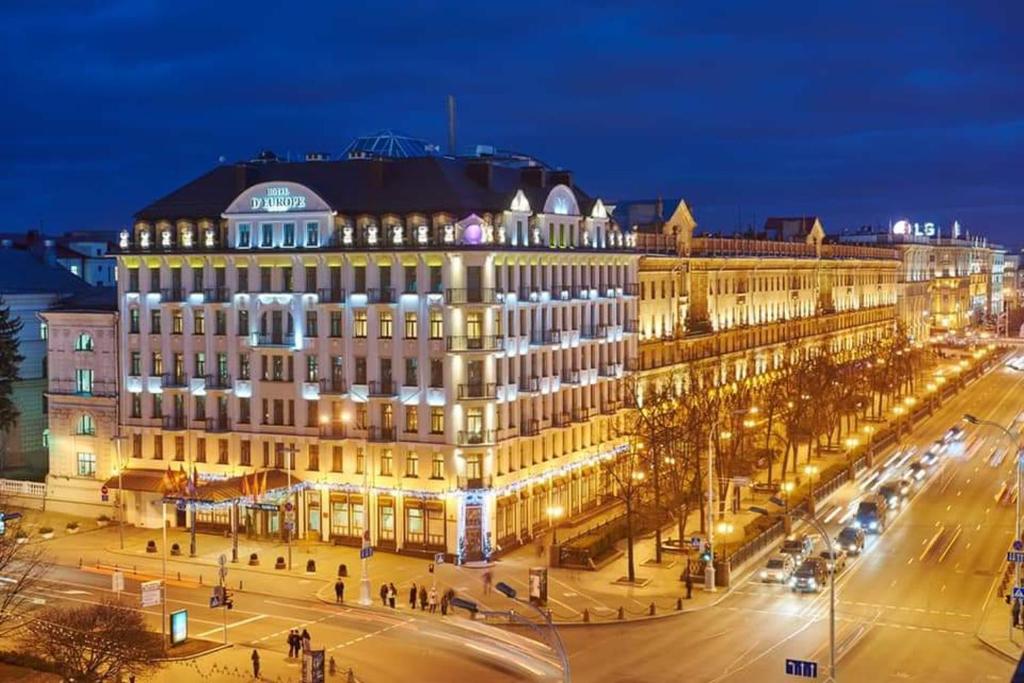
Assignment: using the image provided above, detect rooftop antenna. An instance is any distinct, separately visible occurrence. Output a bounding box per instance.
[447,95,457,156]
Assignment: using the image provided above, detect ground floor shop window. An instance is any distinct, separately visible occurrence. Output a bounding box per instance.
[426,505,444,546]
[405,507,424,544]
[330,495,363,538]
[379,501,395,541]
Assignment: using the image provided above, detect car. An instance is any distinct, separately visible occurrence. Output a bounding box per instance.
[895,478,913,496]
[760,554,797,584]
[944,425,965,443]
[854,496,889,533]
[907,461,927,481]
[837,526,865,555]
[780,534,815,562]
[931,439,948,456]
[877,482,904,508]
[790,558,829,593]
[818,549,847,574]
[920,449,939,466]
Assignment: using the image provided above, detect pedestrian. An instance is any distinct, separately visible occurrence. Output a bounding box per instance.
[388,582,397,608]
[335,579,345,604]
[1014,597,1021,628]
[380,582,388,607]
[301,628,311,654]
[684,567,693,600]
[429,586,438,613]
[251,649,261,678]
[536,537,545,558]
[419,585,428,610]
[444,587,455,605]
[286,629,297,657]
[440,594,449,616]
[483,570,493,595]
[409,582,418,609]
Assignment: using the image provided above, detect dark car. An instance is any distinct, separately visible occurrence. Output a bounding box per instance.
[878,482,904,508]
[790,558,828,593]
[837,526,865,555]
[780,535,815,562]
[944,425,965,443]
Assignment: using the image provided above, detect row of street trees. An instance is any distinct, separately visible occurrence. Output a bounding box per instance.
[598,325,928,582]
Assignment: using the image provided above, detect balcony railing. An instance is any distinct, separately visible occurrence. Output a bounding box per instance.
[601,399,622,415]
[521,420,540,436]
[445,288,497,304]
[624,319,639,333]
[517,287,544,301]
[367,288,395,304]
[561,370,581,385]
[519,376,540,393]
[572,408,593,423]
[203,287,232,303]
[367,426,396,442]
[160,288,186,302]
[253,334,295,348]
[623,283,640,297]
[457,383,497,400]
[317,288,346,304]
[319,422,348,439]
[530,329,561,346]
[572,286,593,300]
[319,378,348,395]
[204,374,232,391]
[599,363,622,378]
[457,430,497,446]
[367,380,397,397]
[445,335,503,352]
[205,416,231,433]
[457,475,492,490]
[553,412,572,427]
[162,415,187,431]
[49,379,117,397]
[161,373,189,389]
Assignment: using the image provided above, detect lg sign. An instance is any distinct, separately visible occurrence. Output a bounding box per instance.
[892,220,936,237]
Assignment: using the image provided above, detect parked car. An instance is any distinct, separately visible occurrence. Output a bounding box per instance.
[790,558,829,593]
[760,554,797,584]
[780,534,815,562]
[818,548,847,574]
[837,526,865,555]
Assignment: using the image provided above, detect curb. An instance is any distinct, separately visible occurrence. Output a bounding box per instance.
[975,633,1018,664]
[157,642,233,663]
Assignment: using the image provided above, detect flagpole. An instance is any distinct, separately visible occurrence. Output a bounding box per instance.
[161,499,168,649]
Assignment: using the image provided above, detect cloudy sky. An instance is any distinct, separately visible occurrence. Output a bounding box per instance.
[2,1,1021,244]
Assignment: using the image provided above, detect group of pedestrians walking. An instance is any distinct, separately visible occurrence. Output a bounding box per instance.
[377,581,454,615]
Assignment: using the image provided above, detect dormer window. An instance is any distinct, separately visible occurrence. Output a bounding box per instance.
[283,223,296,247]
[260,223,273,247]
[238,224,251,248]
[306,222,319,247]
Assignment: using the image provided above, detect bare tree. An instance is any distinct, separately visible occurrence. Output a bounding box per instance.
[24,600,164,682]
[0,514,47,634]
[599,420,650,584]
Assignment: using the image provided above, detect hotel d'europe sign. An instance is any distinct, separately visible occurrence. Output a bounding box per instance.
[224,181,332,215]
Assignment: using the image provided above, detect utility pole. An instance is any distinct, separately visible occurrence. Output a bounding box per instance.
[705,427,716,592]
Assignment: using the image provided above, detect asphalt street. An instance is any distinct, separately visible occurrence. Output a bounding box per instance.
[560,362,1024,683]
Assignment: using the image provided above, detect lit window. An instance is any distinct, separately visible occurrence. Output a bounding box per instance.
[75,369,94,395]
[430,407,444,434]
[380,449,393,476]
[283,223,295,247]
[353,310,368,338]
[404,312,418,339]
[74,333,93,351]
[75,414,95,435]
[306,222,319,247]
[406,451,419,477]
[260,224,273,247]
[429,310,443,339]
[76,452,96,477]
[39,322,48,340]
[431,453,444,479]
[237,223,251,248]
[379,311,393,339]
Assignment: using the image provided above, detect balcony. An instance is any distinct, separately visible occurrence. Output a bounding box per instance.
[520,420,540,436]
[162,415,187,431]
[457,475,492,490]
[319,378,348,395]
[367,380,397,397]
[253,334,295,348]
[445,288,497,304]
[457,429,497,446]
[530,329,561,346]
[623,283,640,297]
[572,407,593,423]
[457,383,497,400]
[160,288,186,303]
[367,288,395,304]
[599,363,622,378]
[572,286,593,300]
[601,399,622,415]
[161,373,189,389]
[319,422,348,439]
[517,287,544,302]
[446,335,503,352]
[49,379,117,398]
[624,319,639,333]
[205,416,231,433]
[203,287,232,303]
[204,374,232,391]
[625,357,640,372]
[580,326,601,340]
[553,412,571,427]
[519,376,540,393]
[367,426,396,442]
[317,288,347,304]
[560,370,580,385]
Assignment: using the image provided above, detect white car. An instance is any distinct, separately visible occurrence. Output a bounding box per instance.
[760,554,796,584]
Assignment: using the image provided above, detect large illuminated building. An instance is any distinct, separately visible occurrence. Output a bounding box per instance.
[46,141,638,561]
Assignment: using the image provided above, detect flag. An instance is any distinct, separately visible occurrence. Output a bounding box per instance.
[160,466,176,494]
[260,470,268,497]
[189,466,199,497]
[241,473,251,499]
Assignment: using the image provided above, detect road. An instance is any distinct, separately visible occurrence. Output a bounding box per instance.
[561,362,1023,682]
[19,563,562,682]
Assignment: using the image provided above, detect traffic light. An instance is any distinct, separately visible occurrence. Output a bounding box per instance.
[428,563,434,574]
[700,543,712,563]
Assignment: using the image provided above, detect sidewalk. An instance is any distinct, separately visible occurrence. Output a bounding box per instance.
[976,575,1022,663]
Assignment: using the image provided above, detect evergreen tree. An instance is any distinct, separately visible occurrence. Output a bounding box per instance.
[0,295,24,437]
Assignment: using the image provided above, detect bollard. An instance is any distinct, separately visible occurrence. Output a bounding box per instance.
[676,597,683,611]
[649,602,655,616]
[583,608,590,623]
[239,580,243,591]
[617,606,625,620]
[199,574,203,585]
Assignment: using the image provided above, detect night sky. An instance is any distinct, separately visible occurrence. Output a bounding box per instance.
[3,2,1021,245]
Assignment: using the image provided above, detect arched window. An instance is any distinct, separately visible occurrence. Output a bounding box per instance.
[76,413,95,436]
[74,333,93,351]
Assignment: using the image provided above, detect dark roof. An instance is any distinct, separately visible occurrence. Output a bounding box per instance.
[612,198,683,233]
[136,156,597,221]
[47,286,117,312]
[0,248,92,295]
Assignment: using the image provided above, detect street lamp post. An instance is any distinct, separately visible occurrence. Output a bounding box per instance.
[706,427,716,592]
[752,506,836,682]
[281,443,300,571]
[110,434,128,550]
[546,505,564,547]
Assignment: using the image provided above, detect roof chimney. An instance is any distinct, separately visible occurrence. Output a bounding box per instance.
[520,166,546,187]
[549,170,573,187]
[466,160,493,188]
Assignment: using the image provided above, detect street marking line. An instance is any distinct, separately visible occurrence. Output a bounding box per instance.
[194,614,267,638]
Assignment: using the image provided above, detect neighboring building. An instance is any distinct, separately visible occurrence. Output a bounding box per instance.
[0,245,93,476]
[0,230,117,287]
[632,208,899,386]
[40,288,119,516]
[57,148,637,562]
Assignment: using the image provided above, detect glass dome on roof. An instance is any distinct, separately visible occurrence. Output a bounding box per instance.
[342,130,440,159]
